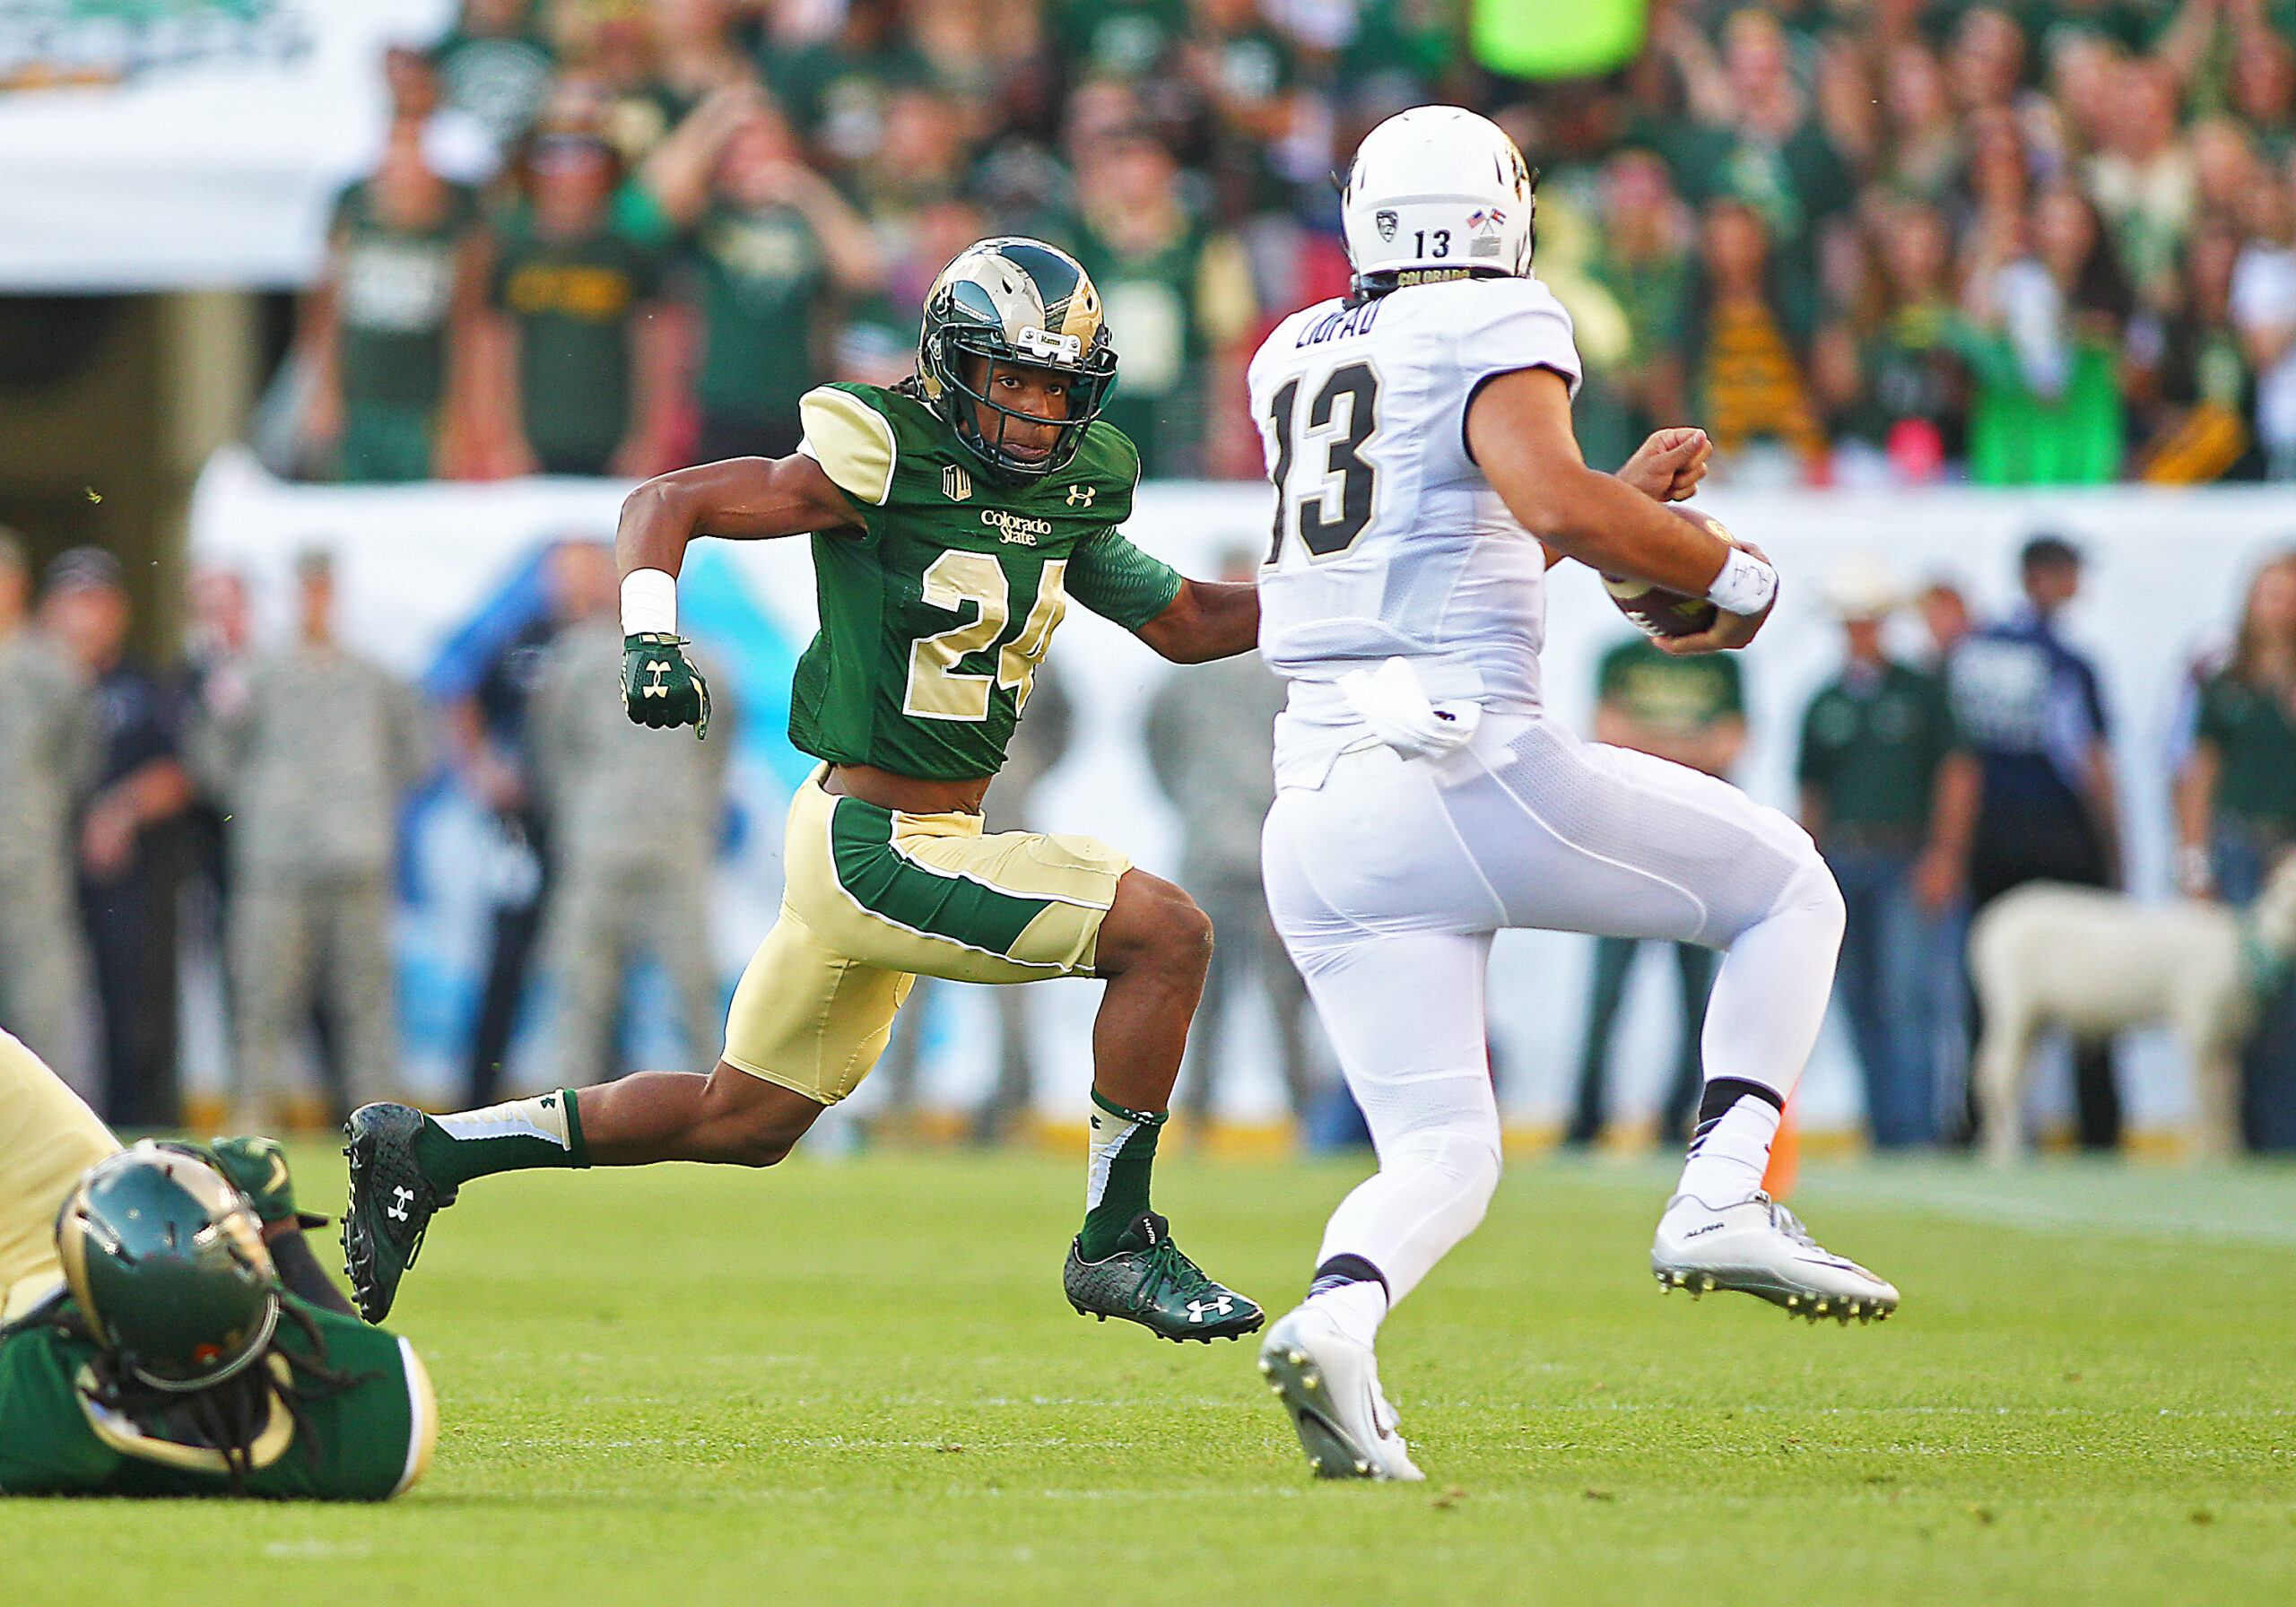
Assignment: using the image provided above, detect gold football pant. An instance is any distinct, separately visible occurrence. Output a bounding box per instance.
[721,770,1127,1104]
[0,1029,118,1322]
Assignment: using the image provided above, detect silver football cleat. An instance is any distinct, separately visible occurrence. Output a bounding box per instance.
[1651,1192,1899,1323]
[1257,1305,1425,1481]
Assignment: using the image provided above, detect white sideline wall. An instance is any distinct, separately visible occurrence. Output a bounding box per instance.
[188,447,2296,1136]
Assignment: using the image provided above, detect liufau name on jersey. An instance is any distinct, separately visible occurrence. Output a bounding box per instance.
[1245,107,1900,1487]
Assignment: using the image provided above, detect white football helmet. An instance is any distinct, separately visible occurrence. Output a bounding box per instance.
[1340,106,1536,290]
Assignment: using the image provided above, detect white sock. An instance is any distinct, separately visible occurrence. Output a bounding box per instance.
[1305,1279,1388,1349]
[434,1093,575,1149]
[1674,1091,1781,1205]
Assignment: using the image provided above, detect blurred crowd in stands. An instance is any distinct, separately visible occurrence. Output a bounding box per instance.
[275,0,2296,489]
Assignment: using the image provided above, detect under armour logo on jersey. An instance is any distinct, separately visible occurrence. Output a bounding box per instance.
[386,1186,414,1222]
[1187,1295,1235,1322]
[1065,482,1096,508]
[642,659,672,697]
[943,465,972,501]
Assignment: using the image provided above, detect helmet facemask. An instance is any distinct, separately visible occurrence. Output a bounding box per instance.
[926,332,1117,482]
[57,1145,282,1394]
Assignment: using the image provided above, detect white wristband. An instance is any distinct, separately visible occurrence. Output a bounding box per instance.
[621,569,678,637]
[1706,547,1778,617]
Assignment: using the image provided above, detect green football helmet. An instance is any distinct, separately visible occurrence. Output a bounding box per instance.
[57,1142,281,1392]
[916,237,1118,482]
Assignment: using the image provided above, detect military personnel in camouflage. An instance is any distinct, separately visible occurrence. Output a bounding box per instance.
[348,239,1268,1354]
[194,552,429,1126]
[530,582,730,1088]
[1144,547,1316,1133]
[0,533,96,1078]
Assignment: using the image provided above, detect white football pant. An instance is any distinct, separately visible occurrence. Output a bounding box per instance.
[1262,713,1845,1304]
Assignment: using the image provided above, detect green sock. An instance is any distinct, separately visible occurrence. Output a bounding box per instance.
[1078,1090,1164,1259]
[413,1090,589,1190]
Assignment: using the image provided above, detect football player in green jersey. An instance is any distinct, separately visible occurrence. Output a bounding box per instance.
[0,1031,435,1499]
[346,238,1265,1349]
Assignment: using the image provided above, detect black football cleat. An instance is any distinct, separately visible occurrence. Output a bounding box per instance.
[1063,1211,1264,1342]
[341,1102,455,1323]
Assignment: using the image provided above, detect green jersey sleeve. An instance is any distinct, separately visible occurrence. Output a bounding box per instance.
[0,1297,434,1501]
[1069,529,1183,630]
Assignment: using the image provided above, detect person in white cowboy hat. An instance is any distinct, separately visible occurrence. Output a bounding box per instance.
[1795,557,1978,1150]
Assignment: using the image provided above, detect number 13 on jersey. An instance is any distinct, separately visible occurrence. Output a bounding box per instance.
[1265,360,1383,565]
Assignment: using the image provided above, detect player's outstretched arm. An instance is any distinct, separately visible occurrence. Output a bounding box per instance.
[1134,578,1260,664]
[614,454,864,581]
[615,455,865,737]
[1465,369,1774,651]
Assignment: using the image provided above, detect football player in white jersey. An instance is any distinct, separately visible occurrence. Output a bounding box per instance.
[1245,107,1899,1482]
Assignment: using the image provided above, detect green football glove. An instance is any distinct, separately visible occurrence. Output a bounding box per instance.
[622,632,712,740]
[205,1134,329,1229]
[150,1135,327,1229]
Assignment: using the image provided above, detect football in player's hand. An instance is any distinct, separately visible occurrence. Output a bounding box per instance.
[1601,504,1729,638]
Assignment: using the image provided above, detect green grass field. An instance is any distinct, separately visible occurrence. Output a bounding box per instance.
[10,1145,2296,1606]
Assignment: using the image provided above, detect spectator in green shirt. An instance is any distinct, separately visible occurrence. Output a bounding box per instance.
[299,123,486,482]
[1957,182,2135,485]
[1796,562,1979,1149]
[2173,550,2296,1147]
[1066,129,1256,478]
[639,84,883,462]
[2177,551,2296,897]
[1564,638,1746,1151]
[478,130,681,477]
[431,0,555,160]
[1650,5,1858,345]
[1578,148,1692,473]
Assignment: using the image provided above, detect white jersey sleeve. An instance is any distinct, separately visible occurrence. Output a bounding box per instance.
[1455,275,1581,404]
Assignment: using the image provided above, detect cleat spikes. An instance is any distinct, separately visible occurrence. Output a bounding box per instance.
[1258,1307,1425,1483]
[1651,1191,1900,1326]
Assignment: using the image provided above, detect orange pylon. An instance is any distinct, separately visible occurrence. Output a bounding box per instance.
[1761,1096,1798,1199]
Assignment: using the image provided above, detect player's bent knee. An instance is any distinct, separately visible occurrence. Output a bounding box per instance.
[1788,853,1848,940]
[1100,872,1214,979]
[1165,896,1215,972]
[700,1064,826,1167]
[1449,1132,1504,1216]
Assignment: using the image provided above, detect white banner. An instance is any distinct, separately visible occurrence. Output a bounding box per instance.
[0,0,448,290]
[187,448,2296,1137]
